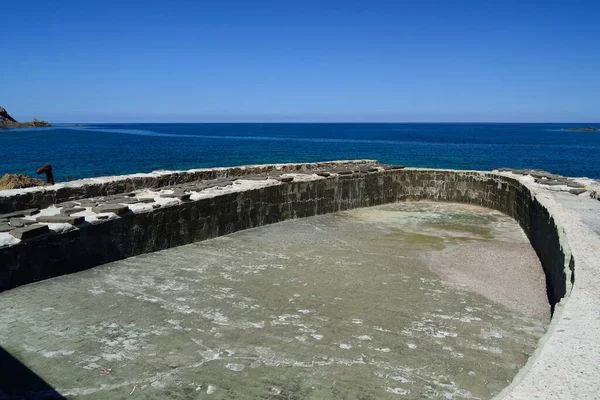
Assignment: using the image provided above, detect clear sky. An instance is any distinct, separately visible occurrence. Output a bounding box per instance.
[1,0,599,122]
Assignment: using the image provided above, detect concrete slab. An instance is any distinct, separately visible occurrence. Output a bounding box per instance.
[36,215,85,225]
[0,203,547,399]
[9,224,49,239]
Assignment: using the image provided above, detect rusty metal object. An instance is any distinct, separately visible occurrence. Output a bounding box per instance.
[36,164,55,185]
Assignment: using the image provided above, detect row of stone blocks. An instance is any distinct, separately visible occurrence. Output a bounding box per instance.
[0,162,403,239]
[0,160,383,214]
[0,205,130,239]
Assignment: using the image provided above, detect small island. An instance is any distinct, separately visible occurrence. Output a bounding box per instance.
[0,106,52,129]
[562,126,598,132]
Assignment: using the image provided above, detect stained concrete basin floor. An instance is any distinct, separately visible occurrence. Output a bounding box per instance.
[0,202,549,399]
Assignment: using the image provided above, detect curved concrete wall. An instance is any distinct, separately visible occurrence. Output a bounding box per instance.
[2,167,594,398]
[0,169,572,310]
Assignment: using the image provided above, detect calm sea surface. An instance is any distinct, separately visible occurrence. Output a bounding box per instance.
[2,123,599,181]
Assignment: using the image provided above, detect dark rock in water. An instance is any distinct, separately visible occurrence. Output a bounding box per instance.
[278,177,294,183]
[10,224,49,239]
[37,215,85,225]
[562,126,598,131]
[383,165,406,170]
[92,204,130,215]
[569,188,587,195]
[316,172,331,177]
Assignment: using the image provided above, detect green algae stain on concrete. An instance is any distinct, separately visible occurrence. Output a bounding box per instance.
[0,202,549,399]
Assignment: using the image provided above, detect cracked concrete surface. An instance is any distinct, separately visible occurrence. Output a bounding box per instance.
[0,202,547,399]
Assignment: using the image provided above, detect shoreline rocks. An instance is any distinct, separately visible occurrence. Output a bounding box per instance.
[0,106,52,129]
[0,174,47,190]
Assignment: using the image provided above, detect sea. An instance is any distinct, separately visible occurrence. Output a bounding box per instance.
[2,123,599,181]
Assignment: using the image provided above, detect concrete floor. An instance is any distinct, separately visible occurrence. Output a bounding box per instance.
[0,202,549,399]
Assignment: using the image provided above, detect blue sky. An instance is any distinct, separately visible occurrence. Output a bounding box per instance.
[2,0,599,122]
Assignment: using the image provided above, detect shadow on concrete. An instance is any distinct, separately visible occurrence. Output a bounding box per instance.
[0,346,65,399]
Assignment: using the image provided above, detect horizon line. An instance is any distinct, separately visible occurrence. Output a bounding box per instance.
[50,121,600,125]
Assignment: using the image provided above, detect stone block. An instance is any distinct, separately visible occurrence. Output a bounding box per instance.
[569,189,587,195]
[538,180,565,186]
[78,201,99,207]
[0,209,40,219]
[106,197,138,204]
[36,215,85,225]
[92,204,130,215]
[9,218,35,227]
[567,181,585,188]
[61,207,86,215]
[160,193,191,201]
[9,224,49,239]
[0,223,14,233]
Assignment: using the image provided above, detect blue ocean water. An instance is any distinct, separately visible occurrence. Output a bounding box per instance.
[1,123,599,181]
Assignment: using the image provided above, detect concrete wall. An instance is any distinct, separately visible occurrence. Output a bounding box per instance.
[0,169,572,317]
[0,160,376,213]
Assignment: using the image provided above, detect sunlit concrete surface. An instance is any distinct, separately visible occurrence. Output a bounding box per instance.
[0,202,548,399]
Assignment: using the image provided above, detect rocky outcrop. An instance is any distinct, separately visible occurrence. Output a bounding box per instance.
[0,174,47,190]
[0,107,18,127]
[0,106,52,129]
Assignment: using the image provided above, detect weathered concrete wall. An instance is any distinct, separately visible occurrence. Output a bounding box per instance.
[0,169,572,315]
[0,160,377,214]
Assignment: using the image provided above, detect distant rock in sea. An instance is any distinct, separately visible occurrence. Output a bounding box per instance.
[0,106,52,129]
[561,126,598,132]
